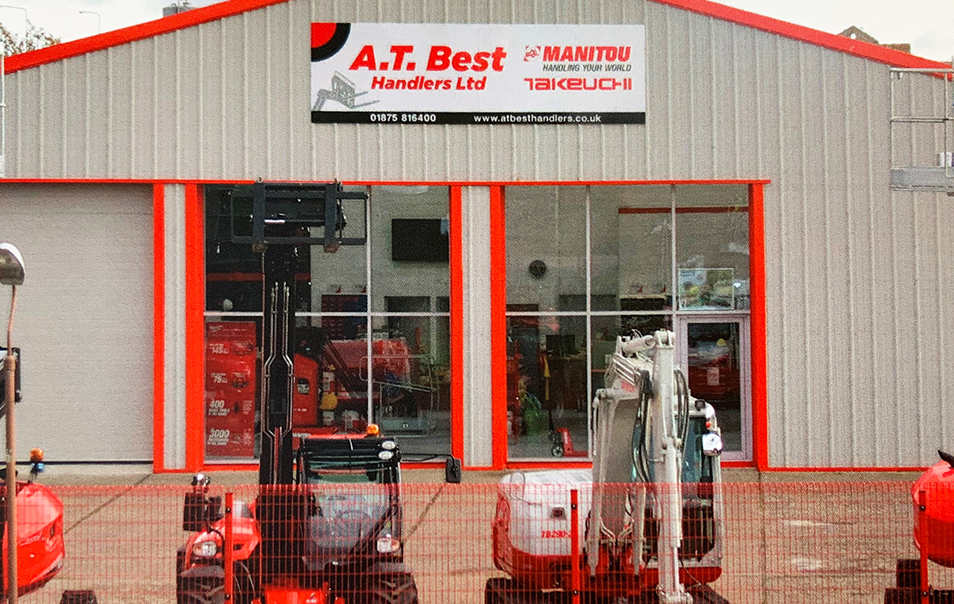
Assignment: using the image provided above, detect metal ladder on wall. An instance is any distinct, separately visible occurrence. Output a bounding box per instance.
[889,65,954,194]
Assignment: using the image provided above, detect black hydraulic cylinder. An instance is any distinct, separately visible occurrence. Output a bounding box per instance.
[258,226,298,487]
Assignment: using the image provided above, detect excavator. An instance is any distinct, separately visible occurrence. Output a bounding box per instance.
[488,330,727,603]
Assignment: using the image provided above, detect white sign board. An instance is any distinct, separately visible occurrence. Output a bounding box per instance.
[310,23,646,125]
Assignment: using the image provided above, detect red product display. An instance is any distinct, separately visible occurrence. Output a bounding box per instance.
[205,322,258,459]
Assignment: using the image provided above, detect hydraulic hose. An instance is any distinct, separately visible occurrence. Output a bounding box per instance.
[673,368,690,450]
[632,369,653,483]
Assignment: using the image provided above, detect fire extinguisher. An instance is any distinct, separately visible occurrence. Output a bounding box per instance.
[321,364,337,395]
[319,364,339,426]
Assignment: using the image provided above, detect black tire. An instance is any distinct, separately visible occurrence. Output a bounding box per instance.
[551,444,565,457]
[884,587,919,604]
[60,591,99,604]
[896,558,921,589]
[176,547,187,574]
[485,578,519,604]
[351,573,418,604]
[687,584,731,604]
[177,572,224,604]
[177,563,255,604]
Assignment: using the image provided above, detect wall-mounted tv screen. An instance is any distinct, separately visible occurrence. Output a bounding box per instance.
[391,218,449,262]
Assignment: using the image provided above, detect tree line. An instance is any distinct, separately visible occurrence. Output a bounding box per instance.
[0,22,60,55]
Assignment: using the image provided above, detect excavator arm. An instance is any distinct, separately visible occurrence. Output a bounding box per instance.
[589,330,723,604]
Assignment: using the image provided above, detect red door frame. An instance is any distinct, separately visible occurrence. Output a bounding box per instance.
[450,186,465,462]
[6,174,938,472]
[184,184,206,471]
[121,178,767,472]
[152,184,166,472]
[494,181,769,470]
[178,182,466,472]
[17,177,934,473]
[749,183,768,471]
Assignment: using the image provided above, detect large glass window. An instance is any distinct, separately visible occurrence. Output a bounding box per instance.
[506,184,751,460]
[675,186,749,311]
[203,185,451,462]
[506,187,589,459]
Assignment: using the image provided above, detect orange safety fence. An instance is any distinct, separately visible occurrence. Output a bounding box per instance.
[8,481,954,603]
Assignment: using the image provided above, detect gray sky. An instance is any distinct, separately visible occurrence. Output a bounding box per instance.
[2,0,952,62]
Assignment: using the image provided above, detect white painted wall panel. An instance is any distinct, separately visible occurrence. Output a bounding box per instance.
[3,0,951,467]
[0,185,152,461]
[461,187,494,468]
[164,185,188,470]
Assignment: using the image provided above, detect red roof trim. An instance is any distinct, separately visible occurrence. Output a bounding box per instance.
[652,0,950,69]
[4,0,290,74]
[3,0,949,74]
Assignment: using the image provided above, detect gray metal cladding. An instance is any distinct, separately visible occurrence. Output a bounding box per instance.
[5,0,951,467]
[3,0,912,183]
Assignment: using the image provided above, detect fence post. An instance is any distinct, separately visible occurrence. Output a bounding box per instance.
[918,489,928,604]
[570,488,581,604]
[224,492,234,601]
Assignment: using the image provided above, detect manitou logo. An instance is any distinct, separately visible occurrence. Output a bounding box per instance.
[542,46,632,62]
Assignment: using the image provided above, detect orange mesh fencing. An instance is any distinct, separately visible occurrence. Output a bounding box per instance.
[10,480,954,603]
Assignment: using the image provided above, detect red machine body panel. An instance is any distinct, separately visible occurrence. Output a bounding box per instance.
[2,481,65,594]
[490,472,722,598]
[255,584,341,604]
[912,459,954,567]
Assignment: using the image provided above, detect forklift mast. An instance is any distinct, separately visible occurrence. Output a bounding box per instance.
[229,181,368,486]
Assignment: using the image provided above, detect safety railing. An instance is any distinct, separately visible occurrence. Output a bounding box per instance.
[9,480,954,603]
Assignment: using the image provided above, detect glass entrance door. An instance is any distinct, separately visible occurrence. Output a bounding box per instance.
[677,316,750,461]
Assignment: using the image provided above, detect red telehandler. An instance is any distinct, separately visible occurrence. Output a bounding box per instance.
[176,182,450,604]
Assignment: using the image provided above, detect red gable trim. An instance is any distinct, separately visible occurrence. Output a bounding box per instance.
[3,0,949,74]
[4,0,290,74]
[652,0,950,69]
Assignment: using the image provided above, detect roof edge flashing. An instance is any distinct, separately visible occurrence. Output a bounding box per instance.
[3,0,290,74]
[651,0,949,70]
[2,0,948,75]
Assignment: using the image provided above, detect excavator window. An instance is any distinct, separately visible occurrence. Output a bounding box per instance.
[302,460,398,485]
[682,417,714,486]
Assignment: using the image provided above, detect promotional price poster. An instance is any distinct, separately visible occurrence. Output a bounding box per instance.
[310,23,646,125]
[205,322,257,459]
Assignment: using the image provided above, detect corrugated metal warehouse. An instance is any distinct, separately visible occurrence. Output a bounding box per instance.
[0,0,950,472]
